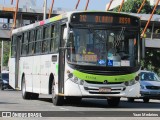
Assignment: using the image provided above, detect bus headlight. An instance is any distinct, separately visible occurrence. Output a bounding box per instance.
[69,76,79,84]
[124,80,136,86]
[68,73,73,78]
[135,76,139,81]
[73,77,78,83]
[80,80,84,85]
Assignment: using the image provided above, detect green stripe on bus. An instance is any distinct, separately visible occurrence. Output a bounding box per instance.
[50,15,63,22]
[73,70,136,82]
[56,64,58,74]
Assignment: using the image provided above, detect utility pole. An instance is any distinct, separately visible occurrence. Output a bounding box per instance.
[75,0,80,10]
[1,0,5,72]
[85,0,90,11]
[43,0,47,20]
[1,41,3,72]
[118,0,124,12]
[48,0,54,18]
[137,0,146,13]
[141,0,160,37]
[106,0,113,11]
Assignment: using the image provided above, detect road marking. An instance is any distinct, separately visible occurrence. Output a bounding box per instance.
[60,107,69,111]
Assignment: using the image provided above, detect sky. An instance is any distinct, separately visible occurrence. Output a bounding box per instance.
[0,0,110,11]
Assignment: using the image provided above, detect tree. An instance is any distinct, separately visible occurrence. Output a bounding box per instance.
[0,41,10,68]
[113,0,153,14]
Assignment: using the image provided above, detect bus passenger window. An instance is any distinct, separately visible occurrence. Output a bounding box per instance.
[35,29,42,54]
[42,26,50,53]
[11,36,16,57]
[50,25,58,53]
[28,30,35,55]
[21,32,28,56]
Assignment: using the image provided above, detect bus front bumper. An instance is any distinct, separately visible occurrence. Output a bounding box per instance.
[64,79,140,98]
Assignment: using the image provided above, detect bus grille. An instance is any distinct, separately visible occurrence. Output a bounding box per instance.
[85,81,123,84]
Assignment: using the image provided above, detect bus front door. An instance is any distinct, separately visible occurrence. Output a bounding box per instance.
[15,35,21,89]
[58,24,66,94]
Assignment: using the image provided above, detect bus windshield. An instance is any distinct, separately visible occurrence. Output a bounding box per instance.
[67,27,138,67]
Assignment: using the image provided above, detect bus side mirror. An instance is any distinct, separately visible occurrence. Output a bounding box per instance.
[63,28,68,40]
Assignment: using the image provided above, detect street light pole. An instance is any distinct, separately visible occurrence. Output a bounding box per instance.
[43,0,47,20]
[1,0,5,72]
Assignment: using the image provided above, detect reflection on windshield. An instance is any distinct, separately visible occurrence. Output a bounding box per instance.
[140,72,160,81]
[67,28,138,67]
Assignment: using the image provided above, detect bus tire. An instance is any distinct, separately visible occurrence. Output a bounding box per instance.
[30,93,39,100]
[127,98,134,102]
[52,80,64,106]
[22,76,31,99]
[0,84,4,90]
[107,97,120,107]
[143,98,149,103]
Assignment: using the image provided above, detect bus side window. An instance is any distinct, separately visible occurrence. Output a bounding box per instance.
[28,30,35,55]
[42,26,50,53]
[35,28,42,54]
[21,32,28,56]
[50,24,58,53]
[11,36,16,57]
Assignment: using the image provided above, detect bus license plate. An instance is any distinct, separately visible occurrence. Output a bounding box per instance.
[99,88,111,92]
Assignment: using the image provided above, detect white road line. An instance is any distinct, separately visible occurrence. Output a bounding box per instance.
[60,107,69,111]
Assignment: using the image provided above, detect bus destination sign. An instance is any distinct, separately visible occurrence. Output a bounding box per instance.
[71,13,139,26]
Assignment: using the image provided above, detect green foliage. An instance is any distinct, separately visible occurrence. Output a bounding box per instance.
[0,41,10,67]
[156,9,160,14]
[157,69,160,76]
[141,49,160,76]
[112,0,153,14]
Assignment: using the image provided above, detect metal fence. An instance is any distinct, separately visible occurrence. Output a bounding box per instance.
[146,32,160,39]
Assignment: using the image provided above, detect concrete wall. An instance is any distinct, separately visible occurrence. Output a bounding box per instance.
[145,38,160,48]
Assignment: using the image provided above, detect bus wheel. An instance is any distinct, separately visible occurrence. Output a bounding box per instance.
[52,80,64,106]
[0,84,4,90]
[127,98,134,102]
[22,77,31,99]
[143,98,149,103]
[107,97,120,107]
[30,93,39,100]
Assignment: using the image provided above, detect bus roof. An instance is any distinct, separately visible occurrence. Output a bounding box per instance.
[12,11,139,35]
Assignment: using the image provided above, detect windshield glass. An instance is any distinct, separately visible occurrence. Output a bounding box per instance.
[67,27,138,67]
[140,72,160,81]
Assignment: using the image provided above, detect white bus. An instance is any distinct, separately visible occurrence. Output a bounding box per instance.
[9,11,141,106]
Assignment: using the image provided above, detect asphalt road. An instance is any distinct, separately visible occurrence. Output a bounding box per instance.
[0,89,160,119]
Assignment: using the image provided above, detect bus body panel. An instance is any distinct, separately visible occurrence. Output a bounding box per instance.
[9,58,16,89]
[40,54,56,94]
[64,80,82,96]
[32,56,41,93]
[17,54,59,94]
[64,63,140,97]
[64,80,140,97]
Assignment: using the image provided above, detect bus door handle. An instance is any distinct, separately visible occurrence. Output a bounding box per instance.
[52,55,57,63]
